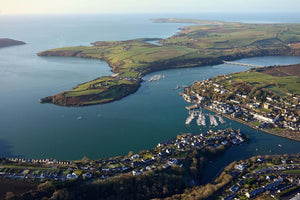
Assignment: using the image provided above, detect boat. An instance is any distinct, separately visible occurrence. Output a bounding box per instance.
[77,116,82,120]
[278,144,282,147]
[209,114,218,126]
[197,112,206,126]
[185,110,196,125]
[173,85,180,90]
[148,74,165,82]
[217,115,226,124]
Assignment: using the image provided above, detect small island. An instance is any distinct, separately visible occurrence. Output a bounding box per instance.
[0,38,25,48]
[38,19,300,106]
[182,64,300,141]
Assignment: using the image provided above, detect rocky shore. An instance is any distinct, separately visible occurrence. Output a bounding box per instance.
[0,38,25,48]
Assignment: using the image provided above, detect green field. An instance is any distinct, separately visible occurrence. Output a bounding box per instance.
[38,19,300,106]
[231,71,300,96]
[283,170,300,174]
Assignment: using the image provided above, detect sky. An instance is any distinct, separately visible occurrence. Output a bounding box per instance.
[0,0,299,15]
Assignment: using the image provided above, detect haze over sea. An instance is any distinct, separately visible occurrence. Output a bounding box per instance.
[0,12,300,177]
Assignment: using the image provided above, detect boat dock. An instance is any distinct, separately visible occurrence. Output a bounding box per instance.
[217,115,226,124]
[185,104,199,110]
[209,114,218,126]
[185,110,196,125]
[197,112,206,126]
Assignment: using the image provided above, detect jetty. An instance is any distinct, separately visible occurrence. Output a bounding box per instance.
[186,110,197,125]
[209,114,218,126]
[217,115,226,124]
[223,61,264,68]
[185,104,199,110]
[197,112,206,126]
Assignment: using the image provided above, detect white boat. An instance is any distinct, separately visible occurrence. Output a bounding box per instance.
[77,116,82,120]
[217,115,225,124]
[148,74,165,82]
[173,85,180,90]
[209,114,218,126]
[197,112,206,126]
[185,111,196,125]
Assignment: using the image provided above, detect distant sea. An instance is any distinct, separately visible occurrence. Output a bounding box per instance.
[0,13,299,168]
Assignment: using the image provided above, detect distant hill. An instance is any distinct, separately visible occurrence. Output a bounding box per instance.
[0,38,25,48]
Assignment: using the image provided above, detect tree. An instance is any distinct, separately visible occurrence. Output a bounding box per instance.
[5,192,15,200]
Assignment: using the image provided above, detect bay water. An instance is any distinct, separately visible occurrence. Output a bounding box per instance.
[0,13,299,182]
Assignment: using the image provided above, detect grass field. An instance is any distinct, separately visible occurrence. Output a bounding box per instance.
[38,19,300,106]
[283,170,300,174]
[231,71,300,96]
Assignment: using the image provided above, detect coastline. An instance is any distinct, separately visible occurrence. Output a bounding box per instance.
[38,47,300,107]
[203,105,300,142]
[37,19,300,107]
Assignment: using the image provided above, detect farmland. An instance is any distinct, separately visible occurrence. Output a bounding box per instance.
[38,19,300,106]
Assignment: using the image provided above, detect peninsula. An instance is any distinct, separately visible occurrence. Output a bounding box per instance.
[38,19,300,106]
[0,38,25,48]
[182,64,300,141]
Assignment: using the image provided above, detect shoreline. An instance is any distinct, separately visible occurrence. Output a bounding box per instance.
[37,19,300,107]
[203,105,300,143]
[39,49,300,107]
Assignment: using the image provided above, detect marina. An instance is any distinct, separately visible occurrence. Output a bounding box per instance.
[197,112,206,126]
[209,114,219,126]
[1,14,300,162]
[185,110,196,125]
[185,108,224,127]
[217,115,226,124]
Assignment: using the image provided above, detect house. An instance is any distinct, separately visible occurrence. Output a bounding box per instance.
[245,187,265,198]
[263,103,271,109]
[222,194,235,200]
[82,172,92,178]
[265,180,281,191]
[229,185,240,193]
[235,163,247,171]
[253,114,275,123]
[230,99,241,104]
[131,154,140,159]
[257,157,265,163]
[132,170,142,176]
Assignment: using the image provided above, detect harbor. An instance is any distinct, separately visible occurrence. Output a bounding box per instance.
[185,108,226,127]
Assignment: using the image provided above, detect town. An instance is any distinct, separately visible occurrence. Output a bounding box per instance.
[182,65,300,141]
[218,154,300,200]
[0,128,246,183]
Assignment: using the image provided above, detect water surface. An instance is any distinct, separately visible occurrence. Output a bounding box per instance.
[0,13,299,162]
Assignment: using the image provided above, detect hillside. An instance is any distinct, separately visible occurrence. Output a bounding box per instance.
[0,38,25,48]
[38,19,300,107]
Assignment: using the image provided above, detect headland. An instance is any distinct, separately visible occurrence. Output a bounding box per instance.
[0,38,25,48]
[38,19,300,106]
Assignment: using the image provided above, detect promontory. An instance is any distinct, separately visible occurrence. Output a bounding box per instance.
[38,19,300,107]
[0,38,25,48]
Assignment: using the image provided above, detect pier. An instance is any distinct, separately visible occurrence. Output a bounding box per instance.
[223,61,264,68]
[185,104,199,110]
